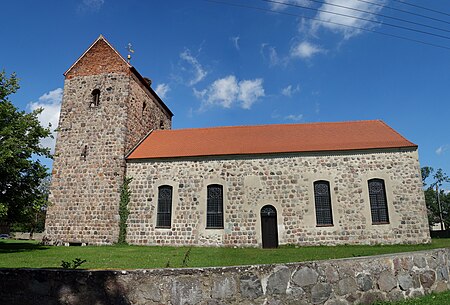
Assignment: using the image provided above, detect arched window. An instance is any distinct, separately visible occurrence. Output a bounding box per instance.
[206,184,224,228]
[90,89,100,108]
[314,180,333,226]
[368,179,389,224]
[156,185,173,228]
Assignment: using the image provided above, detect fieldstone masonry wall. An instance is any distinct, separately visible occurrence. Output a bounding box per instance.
[126,148,430,247]
[126,73,172,152]
[1,248,449,305]
[46,73,130,245]
[45,37,172,245]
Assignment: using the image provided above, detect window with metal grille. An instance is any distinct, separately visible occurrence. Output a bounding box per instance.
[314,180,333,226]
[368,179,389,224]
[156,185,172,228]
[206,184,224,228]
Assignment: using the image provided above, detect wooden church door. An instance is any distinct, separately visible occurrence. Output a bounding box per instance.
[261,205,278,248]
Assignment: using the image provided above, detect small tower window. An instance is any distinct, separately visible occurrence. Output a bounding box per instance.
[81,145,88,161]
[142,102,147,118]
[90,89,100,108]
[159,120,164,130]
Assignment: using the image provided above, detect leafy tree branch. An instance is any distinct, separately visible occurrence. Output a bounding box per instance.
[0,70,51,230]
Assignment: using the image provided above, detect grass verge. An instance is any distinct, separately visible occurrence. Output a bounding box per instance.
[0,238,449,270]
[374,290,450,305]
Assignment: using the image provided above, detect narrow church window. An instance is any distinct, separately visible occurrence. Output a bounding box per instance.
[90,89,100,108]
[368,179,389,224]
[81,145,88,161]
[156,185,173,228]
[159,120,164,130]
[206,184,224,228]
[314,181,333,226]
[142,102,147,118]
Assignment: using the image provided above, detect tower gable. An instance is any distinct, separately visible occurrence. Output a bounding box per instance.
[65,35,130,79]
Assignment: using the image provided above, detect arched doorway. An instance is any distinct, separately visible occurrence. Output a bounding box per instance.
[260,205,278,248]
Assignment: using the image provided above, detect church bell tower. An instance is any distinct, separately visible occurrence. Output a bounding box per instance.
[45,35,173,245]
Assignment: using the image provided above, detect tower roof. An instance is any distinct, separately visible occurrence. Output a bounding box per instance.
[64,35,173,117]
[126,120,417,160]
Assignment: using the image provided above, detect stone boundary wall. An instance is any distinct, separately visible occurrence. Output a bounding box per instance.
[1,248,449,305]
[10,232,44,241]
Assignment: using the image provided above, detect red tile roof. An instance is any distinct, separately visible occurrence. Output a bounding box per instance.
[126,120,417,160]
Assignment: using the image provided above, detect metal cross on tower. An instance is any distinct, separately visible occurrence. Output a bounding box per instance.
[126,43,134,63]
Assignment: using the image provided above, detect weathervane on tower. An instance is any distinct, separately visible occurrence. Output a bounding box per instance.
[126,43,134,63]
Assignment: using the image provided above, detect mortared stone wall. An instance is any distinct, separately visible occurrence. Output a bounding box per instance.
[126,148,430,247]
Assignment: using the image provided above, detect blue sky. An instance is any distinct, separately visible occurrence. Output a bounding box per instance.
[1,0,449,189]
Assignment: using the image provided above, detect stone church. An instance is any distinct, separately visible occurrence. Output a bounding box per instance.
[44,35,430,248]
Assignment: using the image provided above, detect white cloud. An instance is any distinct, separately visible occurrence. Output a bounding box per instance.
[231,36,240,50]
[180,49,208,86]
[263,0,387,66]
[197,75,265,110]
[155,83,170,99]
[268,47,281,66]
[28,88,63,154]
[206,76,240,108]
[262,41,324,65]
[290,41,325,59]
[78,0,105,12]
[261,43,287,66]
[193,88,207,100]
[311,0,386,39]
[238,79,265,109]
[436,145,449,156]
[284,114,304,122]
[281,84,301,97]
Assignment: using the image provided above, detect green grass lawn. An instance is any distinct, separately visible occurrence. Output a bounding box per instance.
[374,291,450,305]
[1,238,450,270]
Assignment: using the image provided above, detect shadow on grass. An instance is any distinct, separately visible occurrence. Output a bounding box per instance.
[0,240,49,254]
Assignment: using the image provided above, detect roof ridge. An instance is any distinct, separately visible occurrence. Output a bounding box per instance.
[157,120,385,133]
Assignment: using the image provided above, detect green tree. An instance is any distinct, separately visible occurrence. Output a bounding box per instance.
[0,70,52,231]
[10,176,50,236]
[421,166,434,187]
[422,166,450,230]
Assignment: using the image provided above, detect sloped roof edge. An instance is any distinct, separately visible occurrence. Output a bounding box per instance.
[127,120,418,160]
[129,67,174,117]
